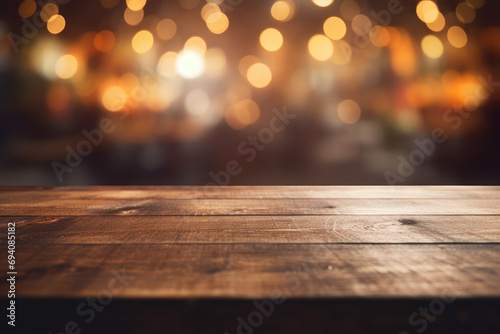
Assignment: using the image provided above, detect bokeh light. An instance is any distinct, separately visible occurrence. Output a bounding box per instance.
[40,3,59,22]
[185,36,207,55]
[247,63,272,88]
[132,30,154,54]
[18,0,36,18]
[337,99,361,124]
[271,1,294,22]
[55,55,78,79]
[47,15,66,34]
[426,12,445,32]
[102,86,127,111]
[126,0,146,11]
[416,1,439,24]
[124,8,144,26]
[421,35,443,58]
[94,30,116,52]
[176,49,205,79]
[260,28,283,52]
[225,99,260,129]
[308,34,334,61]
[157,51,178,77]
[324,17,346,40]
[206,12,229,34]
[312,0,334,8]
[448,26,468,48]
[156,19,177,41]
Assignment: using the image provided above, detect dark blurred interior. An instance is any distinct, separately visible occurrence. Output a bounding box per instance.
[0,0,499,185]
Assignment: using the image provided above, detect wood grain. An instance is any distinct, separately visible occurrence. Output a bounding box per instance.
[2,215,499,244]
[8,243,500,299]
[2,198,500,216]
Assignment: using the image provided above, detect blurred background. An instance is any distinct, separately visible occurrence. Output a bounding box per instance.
[0,0,499,185]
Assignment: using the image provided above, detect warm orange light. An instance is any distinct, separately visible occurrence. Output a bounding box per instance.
[18,0,36,18]
[324,17,346,40]
[132,30,154,54]
[271,1,294,22]
[206,12,229,34]
[308,34,334,61]
[447,26,467,48]
[421,35,443,58]
[247,63,272,88]
[47,15,66,34]
[55,55,78,79]
[416,1,439,23]
[156,19,177,41]
[102,86,127,111]
[260,28,283,52]
[126,0,146,11]
[124,8,144,26]
[312,0,334,7]
[94,30,116,53]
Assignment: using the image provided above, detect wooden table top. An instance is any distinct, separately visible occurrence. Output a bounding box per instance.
[2,186,500,300]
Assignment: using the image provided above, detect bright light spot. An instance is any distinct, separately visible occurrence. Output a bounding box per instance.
[102,86,127,111]
[247,63,272,88]
[225,99,260,129]
[456,2,476,24]
[156,19,177,41]
[185,89,210,116]
[206,12,229,34]
[260,28,283,52]
[324,16,346,40]
[94,30,115,52]
[157,51,177,77]
[55,55,78,79]
[308,34,334,61]
[201,3,221,21]
[426,11,445,32]
[340,0,360,21]
[337,99,361,124]
[40,3,58,22]
[416,1,439,23]
[124,8,144,26]
[126,0,146,11]
[448,26,467,48]
[369,26,391,47]
[421,35,443,59]
[205,48,227,79]
[312,0,334,7]
[271,1,294,22]
[47,15,65,34]
[176,49,205,79]
[18,0,36,18]
[132,30,154,54]
[185,36,207,55]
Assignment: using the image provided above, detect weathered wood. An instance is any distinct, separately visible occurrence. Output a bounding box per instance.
[9,243,500,299]
[2,215,499,244]
[1,198,500,216]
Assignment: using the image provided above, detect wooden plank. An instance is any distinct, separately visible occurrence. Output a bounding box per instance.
[1,197,500,216]
[11,243,500,299]
[2,215,500,244]
[1,186,500,199]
